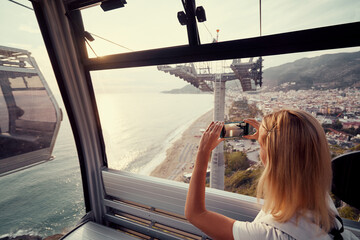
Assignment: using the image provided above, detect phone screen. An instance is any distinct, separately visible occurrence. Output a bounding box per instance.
[220,122,249,138]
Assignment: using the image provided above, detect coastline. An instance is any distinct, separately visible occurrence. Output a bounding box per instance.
[150,109,213,181]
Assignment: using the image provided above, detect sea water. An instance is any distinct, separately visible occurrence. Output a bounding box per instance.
[0,92,213,238]
[97,93,213,174]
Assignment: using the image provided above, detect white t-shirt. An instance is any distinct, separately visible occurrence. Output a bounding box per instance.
[233,204,359,240]
[233,217,296,240]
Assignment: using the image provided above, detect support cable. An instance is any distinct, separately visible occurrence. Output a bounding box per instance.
[85,38,98,57]
[202,22,214,42]
[9,1,134,55]
[67,13,134,55]
[8,0,33,11]
[87,32,134,52]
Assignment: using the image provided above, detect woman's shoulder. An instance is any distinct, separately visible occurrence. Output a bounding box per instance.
[234,210,359,240]
[253,210,330,239]
[233,220,359,240]
[232,220,296,240]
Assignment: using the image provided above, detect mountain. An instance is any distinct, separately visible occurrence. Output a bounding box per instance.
[162,51,360,93]
[263,51,360,90]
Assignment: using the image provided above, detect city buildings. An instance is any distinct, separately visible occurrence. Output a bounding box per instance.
[226,87,360,149]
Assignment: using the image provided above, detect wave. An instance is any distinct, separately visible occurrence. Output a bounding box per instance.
[0,229,41,239]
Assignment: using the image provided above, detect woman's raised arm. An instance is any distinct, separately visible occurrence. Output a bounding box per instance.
[185,121,235,240]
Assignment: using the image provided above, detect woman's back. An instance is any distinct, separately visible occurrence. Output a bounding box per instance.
[233,200,358,240]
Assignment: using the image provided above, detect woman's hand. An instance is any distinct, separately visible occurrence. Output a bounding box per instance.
[198,121,224,154]
[243,118,260,141]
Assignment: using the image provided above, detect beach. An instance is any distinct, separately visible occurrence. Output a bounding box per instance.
[150,109,213,181]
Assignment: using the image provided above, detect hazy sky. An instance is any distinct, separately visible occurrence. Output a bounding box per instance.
[1,0,359,94]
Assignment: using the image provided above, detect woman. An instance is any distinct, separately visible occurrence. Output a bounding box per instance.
[185,109,358,240]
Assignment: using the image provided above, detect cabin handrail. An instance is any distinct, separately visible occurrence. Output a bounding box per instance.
[102,168,261,239]
[102,168,261,220]
[101,168,360,239]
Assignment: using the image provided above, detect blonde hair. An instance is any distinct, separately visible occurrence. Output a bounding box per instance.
[256,109,334,232]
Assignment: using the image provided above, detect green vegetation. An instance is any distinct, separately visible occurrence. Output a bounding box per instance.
[225,151,249,174]
[329,145,347,158]
[224,151,263,197]
[338,205,360,221]
[329,143,360,158]
[350,144,360,151]
[323,120,360,136]
[224,167,262,197]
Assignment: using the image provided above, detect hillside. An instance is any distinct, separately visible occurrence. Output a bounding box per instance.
[162,51,360,93]
[263,51,360,90]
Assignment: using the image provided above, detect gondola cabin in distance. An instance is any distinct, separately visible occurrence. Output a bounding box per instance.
[0,45,61,176]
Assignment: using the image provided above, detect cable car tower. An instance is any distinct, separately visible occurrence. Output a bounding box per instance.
[157,47,263,190]
[158,1,264,189]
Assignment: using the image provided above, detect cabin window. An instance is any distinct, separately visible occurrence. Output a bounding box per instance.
[91,66,213,175]
[80,0,360,51]
[91,45,360,222]
[80,1,188,57]
[196,0,359,44]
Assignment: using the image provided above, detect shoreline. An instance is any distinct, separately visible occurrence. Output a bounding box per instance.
[150,109,213,181]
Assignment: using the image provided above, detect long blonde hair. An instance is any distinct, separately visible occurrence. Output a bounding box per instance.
[257,109,334,232]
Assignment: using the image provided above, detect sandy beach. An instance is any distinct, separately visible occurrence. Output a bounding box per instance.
[150,109,213,181]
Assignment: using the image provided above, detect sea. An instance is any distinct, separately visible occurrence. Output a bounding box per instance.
[0,92,213,238]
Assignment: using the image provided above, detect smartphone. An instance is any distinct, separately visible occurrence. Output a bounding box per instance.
[220,121,249,138]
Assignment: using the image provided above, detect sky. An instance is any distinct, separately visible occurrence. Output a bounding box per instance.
[0,0,359,95]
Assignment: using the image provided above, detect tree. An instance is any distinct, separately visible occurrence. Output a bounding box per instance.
[225,152,249,172]
[224,167,263,197]
[333,120,343,130]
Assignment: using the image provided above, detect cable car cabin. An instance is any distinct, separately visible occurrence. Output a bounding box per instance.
[0,46,61,176]
[1,0,360,239]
